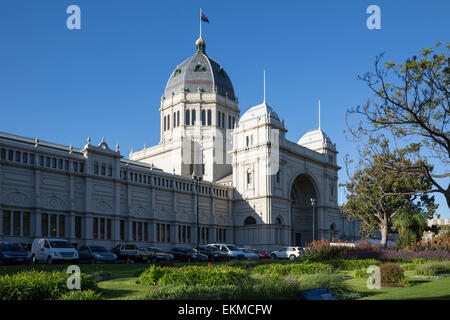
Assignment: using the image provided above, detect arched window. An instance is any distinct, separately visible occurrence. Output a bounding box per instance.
[185,110,190,125]
[201,110,206,125]
[221,112,225,128]
[173,112,176,127]
[192,110,196,125]
[244,216,257,225]
[177,111,180,126]
[217,111,221,127]
[167,115,170,129]
[207,110,211,125]
[275,217,282,225]
[163,116,166,131]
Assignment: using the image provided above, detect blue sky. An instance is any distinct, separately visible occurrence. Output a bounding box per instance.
[0,0,449,217]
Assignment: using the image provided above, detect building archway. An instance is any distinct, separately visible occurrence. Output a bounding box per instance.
[290,174,319,246]
[244,216,257,225]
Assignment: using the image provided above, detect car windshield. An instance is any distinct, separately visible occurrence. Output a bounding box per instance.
[90,246,107,252]
[49,241,73,248]
[227,245,240,251]
[184,248,196,253]
[243,249,253,253]
[124,245,137,250]
[0,244,25,252]
[207,246,220,251]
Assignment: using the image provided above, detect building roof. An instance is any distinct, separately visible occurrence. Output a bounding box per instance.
[297,129,333,148]
[163,37,236,100]
[238,102,281,126]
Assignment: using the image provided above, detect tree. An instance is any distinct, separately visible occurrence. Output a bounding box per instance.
[392,204,432,248]
[341,140,436,248]
[346,42,450,207]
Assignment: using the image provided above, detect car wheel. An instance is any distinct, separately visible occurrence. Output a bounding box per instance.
[47,256,53,265]
[32,255,38,264]
[289,255,296,260]
[271,254,276,259]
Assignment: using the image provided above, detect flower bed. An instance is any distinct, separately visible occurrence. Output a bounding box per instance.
[340,249,450,262]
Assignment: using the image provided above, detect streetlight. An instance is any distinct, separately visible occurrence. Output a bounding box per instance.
[311,198,317,242]
[192,174,202,263]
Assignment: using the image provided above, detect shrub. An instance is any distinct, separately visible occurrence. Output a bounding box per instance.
[415,261,450,276]
[0,270,98,300]
[138,265,249,286]
[252,262,333,276]
[137,284,241,300]
[59,290,103,300]
[325,259,381,271]
[249,275,299,299]
[340,249,450,262]
[380,263,404,285]
[351,268,368,278]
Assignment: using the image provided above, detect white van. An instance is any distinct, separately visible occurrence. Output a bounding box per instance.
[208,243,245,260]
[31,238,79,264]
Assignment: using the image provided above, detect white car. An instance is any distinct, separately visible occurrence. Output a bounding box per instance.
[270,247,304,260]
[31,238,79,264]
[240,248,259,260]
[208,243,245,260]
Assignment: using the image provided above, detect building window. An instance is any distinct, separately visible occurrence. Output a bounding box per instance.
[42,214,48,237]
[185,110,190,125]
[75,216,82,238]
[276,171,280,183]
[191,110,196,125]
[100,218,105,239]
[64,160,69,170]
[50,214,57,237]
[232,117,235,128]
[93,218,98,239]
[173,112,176,127]
[138,222,142,241]
[107,219,112,240]
[22,152,28,164]
[108,166,113,177]
[80,163,84,173]
[73,161,79,172]
[52,158,57,168]
[120,220,125,241]
[246,136,249,146]
[59,215,65,238]
[58,159,63,169]
[101,165,106,176]
[39,155,44,166]
[132,221,137,240]
[23,212,30,236]
[94,164,99,175]
[0,148,5,160]
[177,111,180,127]
[163,116,166,131]
[247,171,253,185]
[207,110,211,125]
[167,115,170,129]
[216,228,226,242]
[2,210,11,235]
[15,151,20,162]
[228,115,231,129]
[46,157,51,167]
[201,109,206,125]
[13,211,20,235]
[244,216,257,225]
[144,222,148,241]
[30,153,34,165]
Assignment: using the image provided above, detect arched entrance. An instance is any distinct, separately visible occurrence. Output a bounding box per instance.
[290,174,318,246]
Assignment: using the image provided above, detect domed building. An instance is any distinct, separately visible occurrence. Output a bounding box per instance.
[0,35,360,251]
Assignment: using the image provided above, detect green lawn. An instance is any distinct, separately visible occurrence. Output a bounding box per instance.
[1,263,449,300]
[346,271,450,300]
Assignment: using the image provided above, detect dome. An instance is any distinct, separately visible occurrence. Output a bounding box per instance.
[239,102,282,127]
[297,129,333,148]
[164,38,236,100]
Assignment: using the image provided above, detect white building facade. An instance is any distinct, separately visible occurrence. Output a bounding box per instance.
[0,37,359,251]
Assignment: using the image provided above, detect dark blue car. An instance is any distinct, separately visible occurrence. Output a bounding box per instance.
[0,242,31,265]
[78,245,118,264]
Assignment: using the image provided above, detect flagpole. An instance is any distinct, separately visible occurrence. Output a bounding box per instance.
[200,8,202,38]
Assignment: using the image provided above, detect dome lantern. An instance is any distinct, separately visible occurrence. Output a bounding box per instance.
[195,37,206,54]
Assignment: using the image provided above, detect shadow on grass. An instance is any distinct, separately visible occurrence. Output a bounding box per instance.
[99,287,143,300]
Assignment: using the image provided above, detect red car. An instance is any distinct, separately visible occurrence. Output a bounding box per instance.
[251,249,270,259]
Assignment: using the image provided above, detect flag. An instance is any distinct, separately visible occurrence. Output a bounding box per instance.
[201,13,209,23]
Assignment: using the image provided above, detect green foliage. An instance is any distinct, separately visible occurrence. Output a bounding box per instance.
[415,261,450,276]
[138,265,248,287]
[351,268,368,278]
[252,262,333,276]
[296,273,360,300]
[325,259,381,271]
[0,270,98,300]
[380,263,405,285]
[59,289,103,300]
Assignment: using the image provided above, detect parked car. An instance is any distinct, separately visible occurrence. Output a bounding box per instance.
[112,243,140,263]
[251,249,270,259]
[208,244,245,260]
[31,238,79,264]
[170,247,208,262]
[138,247,158,263]
[78,246,118,264]
[270,247,303,260]
[198,245,229,262]
[239,248,259,260]
[0,241,31,265]
[144,247,174,262]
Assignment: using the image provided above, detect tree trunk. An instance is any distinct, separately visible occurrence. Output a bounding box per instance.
[380,223,388,248]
